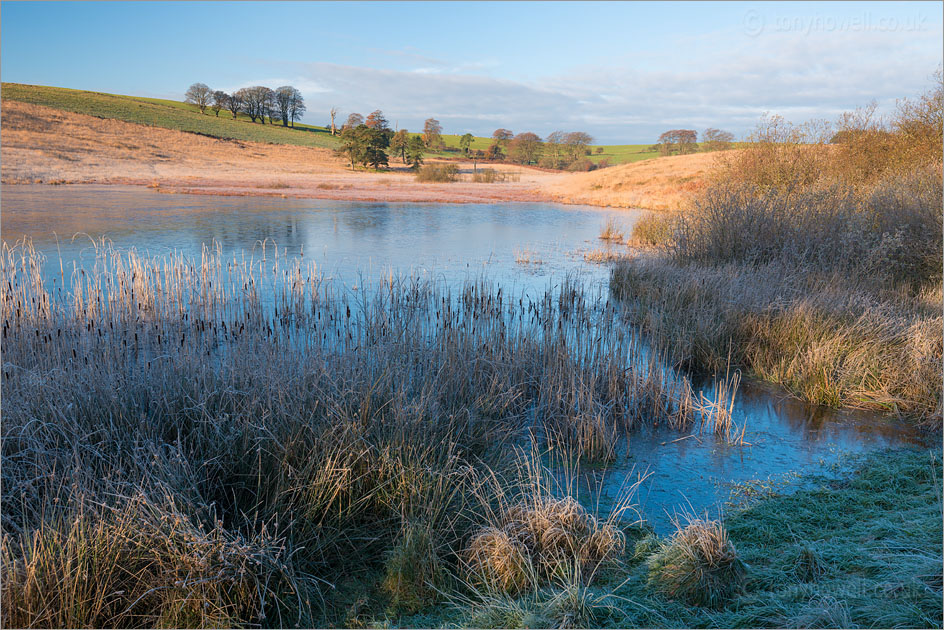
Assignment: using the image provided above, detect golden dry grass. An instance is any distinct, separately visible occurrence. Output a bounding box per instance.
[543,151,727,210]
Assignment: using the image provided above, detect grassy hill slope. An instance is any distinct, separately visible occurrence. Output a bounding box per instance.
[1,83,338,149]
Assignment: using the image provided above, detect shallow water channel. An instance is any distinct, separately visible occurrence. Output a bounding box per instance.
[1,184,925,533]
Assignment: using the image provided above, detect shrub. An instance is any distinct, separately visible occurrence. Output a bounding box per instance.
[415,163,459,182]
[567,158,596,172]
[646,517,745,608]
[673,166,942,288]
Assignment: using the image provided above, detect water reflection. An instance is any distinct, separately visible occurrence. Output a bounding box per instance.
[1,185,633,293]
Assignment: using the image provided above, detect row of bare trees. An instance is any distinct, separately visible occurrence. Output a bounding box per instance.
[185,83,306,127]
[655,128,735,155]
[460,129,596,169]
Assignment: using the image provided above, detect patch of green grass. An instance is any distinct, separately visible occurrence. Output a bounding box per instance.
[1,82,339,148]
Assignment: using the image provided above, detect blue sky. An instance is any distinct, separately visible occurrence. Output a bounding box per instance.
[2,1,941,143]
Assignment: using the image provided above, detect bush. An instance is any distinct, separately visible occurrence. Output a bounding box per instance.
[647,517,745,608]
[415,163,459,182]
[673,166,942,288]
[567,158,596,172]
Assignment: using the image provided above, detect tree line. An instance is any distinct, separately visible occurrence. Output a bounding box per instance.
[185,83,306,127]
[654,128,735,155]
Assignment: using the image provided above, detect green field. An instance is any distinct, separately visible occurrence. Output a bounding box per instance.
[1,82,339,149]
[423,135,670,165]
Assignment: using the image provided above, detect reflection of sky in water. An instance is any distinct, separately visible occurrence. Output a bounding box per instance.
[580,379,925,533]
[1,185,636,296]
[2,185,925,532]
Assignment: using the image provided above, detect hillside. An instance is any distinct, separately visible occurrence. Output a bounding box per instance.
[542,150,725,210]
[0,99,563,204]
[1,83,338,149]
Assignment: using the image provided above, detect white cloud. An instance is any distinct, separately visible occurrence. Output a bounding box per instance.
[284,25,941,143]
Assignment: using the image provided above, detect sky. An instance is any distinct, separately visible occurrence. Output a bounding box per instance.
[1,1,941,143]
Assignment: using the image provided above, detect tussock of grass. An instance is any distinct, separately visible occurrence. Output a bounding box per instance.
[646,516,746,608]
[629,211,676,246]
[383,521,447,613]
[598,217,625,241]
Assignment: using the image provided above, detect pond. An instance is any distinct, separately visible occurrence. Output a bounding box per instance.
[0,184,925,533]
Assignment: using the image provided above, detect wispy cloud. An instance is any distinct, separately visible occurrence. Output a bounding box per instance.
[286,23,940,143]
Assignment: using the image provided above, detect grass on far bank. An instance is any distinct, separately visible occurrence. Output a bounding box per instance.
[1,82,339,149]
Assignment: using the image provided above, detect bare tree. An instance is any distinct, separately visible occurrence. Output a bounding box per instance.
[542,130,567,168]
[273,86,305,127]
[227,91,244,120]
[657,129,698,155]
[185,83,212,114]
[509,132,543,165]
[344,113,365,130]
[492,128,513,146]
[702,128,735,151]
[288,89,306,127]
[259,87,275,124]
[240,86,274,124]
[274,86,294,126]
[330,107,339,135]
[211,90,227,117]
[562,131,594,161]
[422,118,443,148]
[365,109,390,131]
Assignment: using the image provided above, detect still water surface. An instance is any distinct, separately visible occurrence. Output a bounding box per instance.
[1,185,924,532]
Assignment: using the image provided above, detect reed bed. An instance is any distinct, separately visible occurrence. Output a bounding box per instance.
[0,240,740,627]
[611,78,943,424]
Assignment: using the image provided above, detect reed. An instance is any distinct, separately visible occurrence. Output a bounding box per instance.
[598,217,625,241]
[1,239,713,626]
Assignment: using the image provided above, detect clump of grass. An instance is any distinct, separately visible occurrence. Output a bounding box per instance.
[382,521,446,613]
[646,515,745,608]
[415,163,459,182]
[1,495,306,629]
[465,483,630,595]
[629,211,676,246]
[598,217,624,241]
[545,413,618,464]
[785,543,828,583]
[514,248,543,265]
[582,248,626,264]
